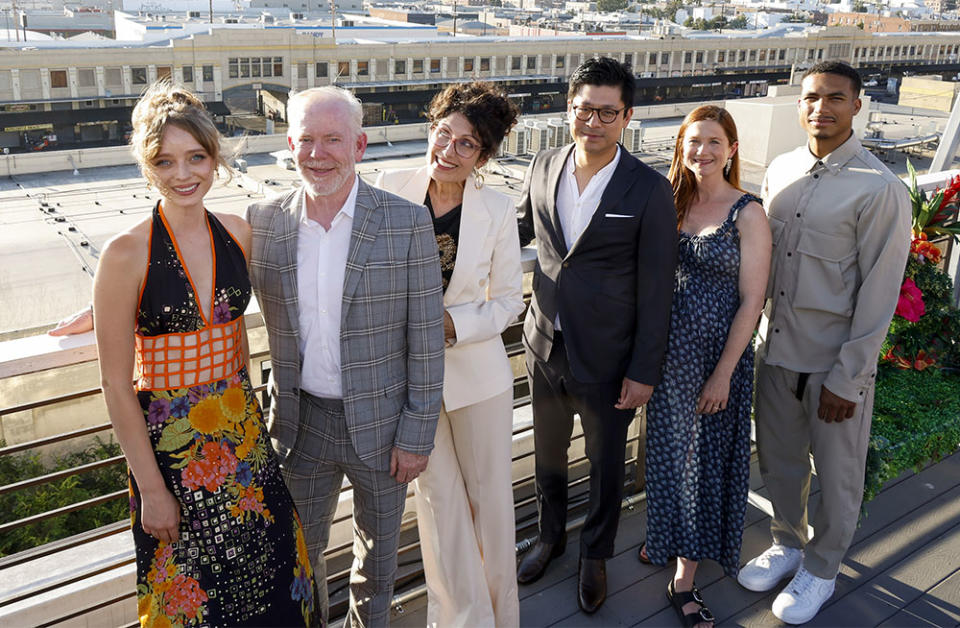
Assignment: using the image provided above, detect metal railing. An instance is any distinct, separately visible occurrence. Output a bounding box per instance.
[0,304,647,625]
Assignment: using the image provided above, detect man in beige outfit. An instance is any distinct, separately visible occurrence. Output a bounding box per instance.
[737,61,911,624]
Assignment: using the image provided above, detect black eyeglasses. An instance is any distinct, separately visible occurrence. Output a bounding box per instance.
[571,105,627,124]
[431,127,483,159]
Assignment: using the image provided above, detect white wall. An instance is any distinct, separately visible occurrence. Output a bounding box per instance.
[727,94,872,166]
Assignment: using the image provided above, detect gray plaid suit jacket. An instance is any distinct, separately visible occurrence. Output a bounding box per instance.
[245,179,445,472]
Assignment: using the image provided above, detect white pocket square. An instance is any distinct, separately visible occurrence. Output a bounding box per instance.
[605,213,634,218]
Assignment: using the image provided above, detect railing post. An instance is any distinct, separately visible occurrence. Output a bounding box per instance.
[631,406,647,494]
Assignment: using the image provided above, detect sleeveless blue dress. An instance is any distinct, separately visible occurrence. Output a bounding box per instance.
[644,193,759,576]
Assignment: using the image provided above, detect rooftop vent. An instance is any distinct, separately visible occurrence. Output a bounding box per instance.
[187,10,201,18]
[261,13,275,23]
[290,12,305,20]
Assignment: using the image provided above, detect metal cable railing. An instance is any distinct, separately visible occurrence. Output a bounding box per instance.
[0,312,646,625]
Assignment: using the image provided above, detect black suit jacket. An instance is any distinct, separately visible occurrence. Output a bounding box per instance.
[517,144,678,386]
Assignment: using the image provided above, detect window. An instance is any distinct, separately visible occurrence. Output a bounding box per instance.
[758,49,767,62]
[739,50,746,62]
[807,48,816,60]
[182,66,194,83]
[464,58,474,72]
[203,65,213,82]
[512,56,521,70]
[749,49,757,61]
[357,61,369,76]
[413,59,423,73]
[779,49,786,60]
[157,66,171,80]
[338,61,350,77]
[481,57,490,71]
[431,59,441,73]
[251,59,262,78]
[131,67,147,84]
[317,62,328,77]
[273,57,283,76]
[717,51,726,63]
[649,52,658,65]
[78,68,96,87]
[526,55,536,70]
[106,67,122,86]
[395,59,406,74]
[554,56,563,69]
[624,53,632,67]
[684,52,692,64]
[240,58,250,78]
[910,46,916,55]
[695,51,704,64]
[50,70,68,88]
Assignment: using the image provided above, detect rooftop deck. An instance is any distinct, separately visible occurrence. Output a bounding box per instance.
[389,451,960,628]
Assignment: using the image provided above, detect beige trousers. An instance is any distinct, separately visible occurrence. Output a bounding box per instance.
[755,362,874,579]
[413,389,520,628]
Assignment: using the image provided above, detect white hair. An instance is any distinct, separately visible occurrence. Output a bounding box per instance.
[287,86,363,137]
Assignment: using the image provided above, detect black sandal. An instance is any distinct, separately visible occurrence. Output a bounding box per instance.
[666,579,715,628]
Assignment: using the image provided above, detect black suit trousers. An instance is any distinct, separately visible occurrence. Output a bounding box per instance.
[530,332,635,559]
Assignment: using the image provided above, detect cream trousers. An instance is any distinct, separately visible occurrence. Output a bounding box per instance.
[413,389,520,627]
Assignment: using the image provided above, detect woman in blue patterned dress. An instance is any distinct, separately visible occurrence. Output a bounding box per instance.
[641,105,771,628]
[93,82,318,627]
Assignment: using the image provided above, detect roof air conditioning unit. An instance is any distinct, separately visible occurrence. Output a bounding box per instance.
[621,120,644,153]
[224,17,239,23]
[547,117,571,148]
[525,120,549,154]
[187,10,201,18]
[261,13,275,23]
[290,12,305,20]
[505,126,528,156]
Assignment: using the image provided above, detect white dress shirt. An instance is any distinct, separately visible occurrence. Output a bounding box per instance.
[554,145,621,330]
[296,175,359,398]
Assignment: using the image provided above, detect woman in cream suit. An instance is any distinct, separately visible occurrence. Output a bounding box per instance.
[375,82,523,627]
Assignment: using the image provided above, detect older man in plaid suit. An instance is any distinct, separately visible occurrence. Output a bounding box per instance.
[246,86,445,627]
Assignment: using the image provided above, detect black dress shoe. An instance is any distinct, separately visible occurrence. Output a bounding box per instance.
[517,536,566,584]
[578,557,607,614]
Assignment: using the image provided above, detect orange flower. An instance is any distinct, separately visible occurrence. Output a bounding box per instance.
[235,420,260,460]
[220,387,246,423]
[188,396,224,434]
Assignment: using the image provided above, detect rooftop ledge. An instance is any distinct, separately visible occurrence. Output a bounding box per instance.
[0,248,538,381]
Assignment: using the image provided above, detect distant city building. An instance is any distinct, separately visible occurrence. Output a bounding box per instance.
[828,11,960,31]
[4,23,960,153]
[925,0,958,14]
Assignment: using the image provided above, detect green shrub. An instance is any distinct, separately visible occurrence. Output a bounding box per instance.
[864,368,960,505]
[0,438,128,557]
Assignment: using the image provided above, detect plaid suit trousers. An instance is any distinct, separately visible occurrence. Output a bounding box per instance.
[283,393,408,628]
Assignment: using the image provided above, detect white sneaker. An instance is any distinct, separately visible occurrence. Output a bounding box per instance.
[736,544,803,592]
[772,567,836,624]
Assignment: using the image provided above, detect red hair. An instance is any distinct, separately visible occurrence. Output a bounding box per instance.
[668,105,744,228]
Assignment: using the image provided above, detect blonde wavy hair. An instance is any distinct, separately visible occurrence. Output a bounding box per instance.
[130,80,231,187]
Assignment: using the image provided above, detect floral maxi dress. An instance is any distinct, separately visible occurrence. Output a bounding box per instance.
[130,204,318,627]
[644,193,759,576]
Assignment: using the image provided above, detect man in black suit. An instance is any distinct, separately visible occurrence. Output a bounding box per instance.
[516,57,678,613]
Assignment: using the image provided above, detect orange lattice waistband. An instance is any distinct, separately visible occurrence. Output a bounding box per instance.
[135,319,244,391]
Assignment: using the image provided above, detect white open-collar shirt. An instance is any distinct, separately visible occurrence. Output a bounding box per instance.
[554,145,621,330]
[296,175,359,398]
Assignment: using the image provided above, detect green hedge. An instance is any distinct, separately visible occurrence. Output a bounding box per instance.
[864,368,960,505]
[0,438,128,558]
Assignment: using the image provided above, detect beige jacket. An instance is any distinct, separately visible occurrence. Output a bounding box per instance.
[376,166,524,411]
[759,134,911,402]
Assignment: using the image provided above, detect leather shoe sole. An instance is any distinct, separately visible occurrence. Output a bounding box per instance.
[517,536,566,585]
[578,557,607,614]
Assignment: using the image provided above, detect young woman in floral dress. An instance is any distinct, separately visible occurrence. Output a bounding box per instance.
[94,81,318,627]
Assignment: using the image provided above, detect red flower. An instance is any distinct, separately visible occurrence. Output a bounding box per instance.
[895,278,925,322]
[914,350,937,371]
[910,238,942,265]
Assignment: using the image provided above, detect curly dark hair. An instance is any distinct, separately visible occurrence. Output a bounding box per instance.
[426,82,520,161]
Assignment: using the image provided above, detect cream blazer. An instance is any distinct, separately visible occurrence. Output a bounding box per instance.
[375,166,524,412]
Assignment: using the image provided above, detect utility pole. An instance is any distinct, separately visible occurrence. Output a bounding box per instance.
[11,0,20,42]
[330,0,338,42]
[209,0,213,23]
[453,0,458,36]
